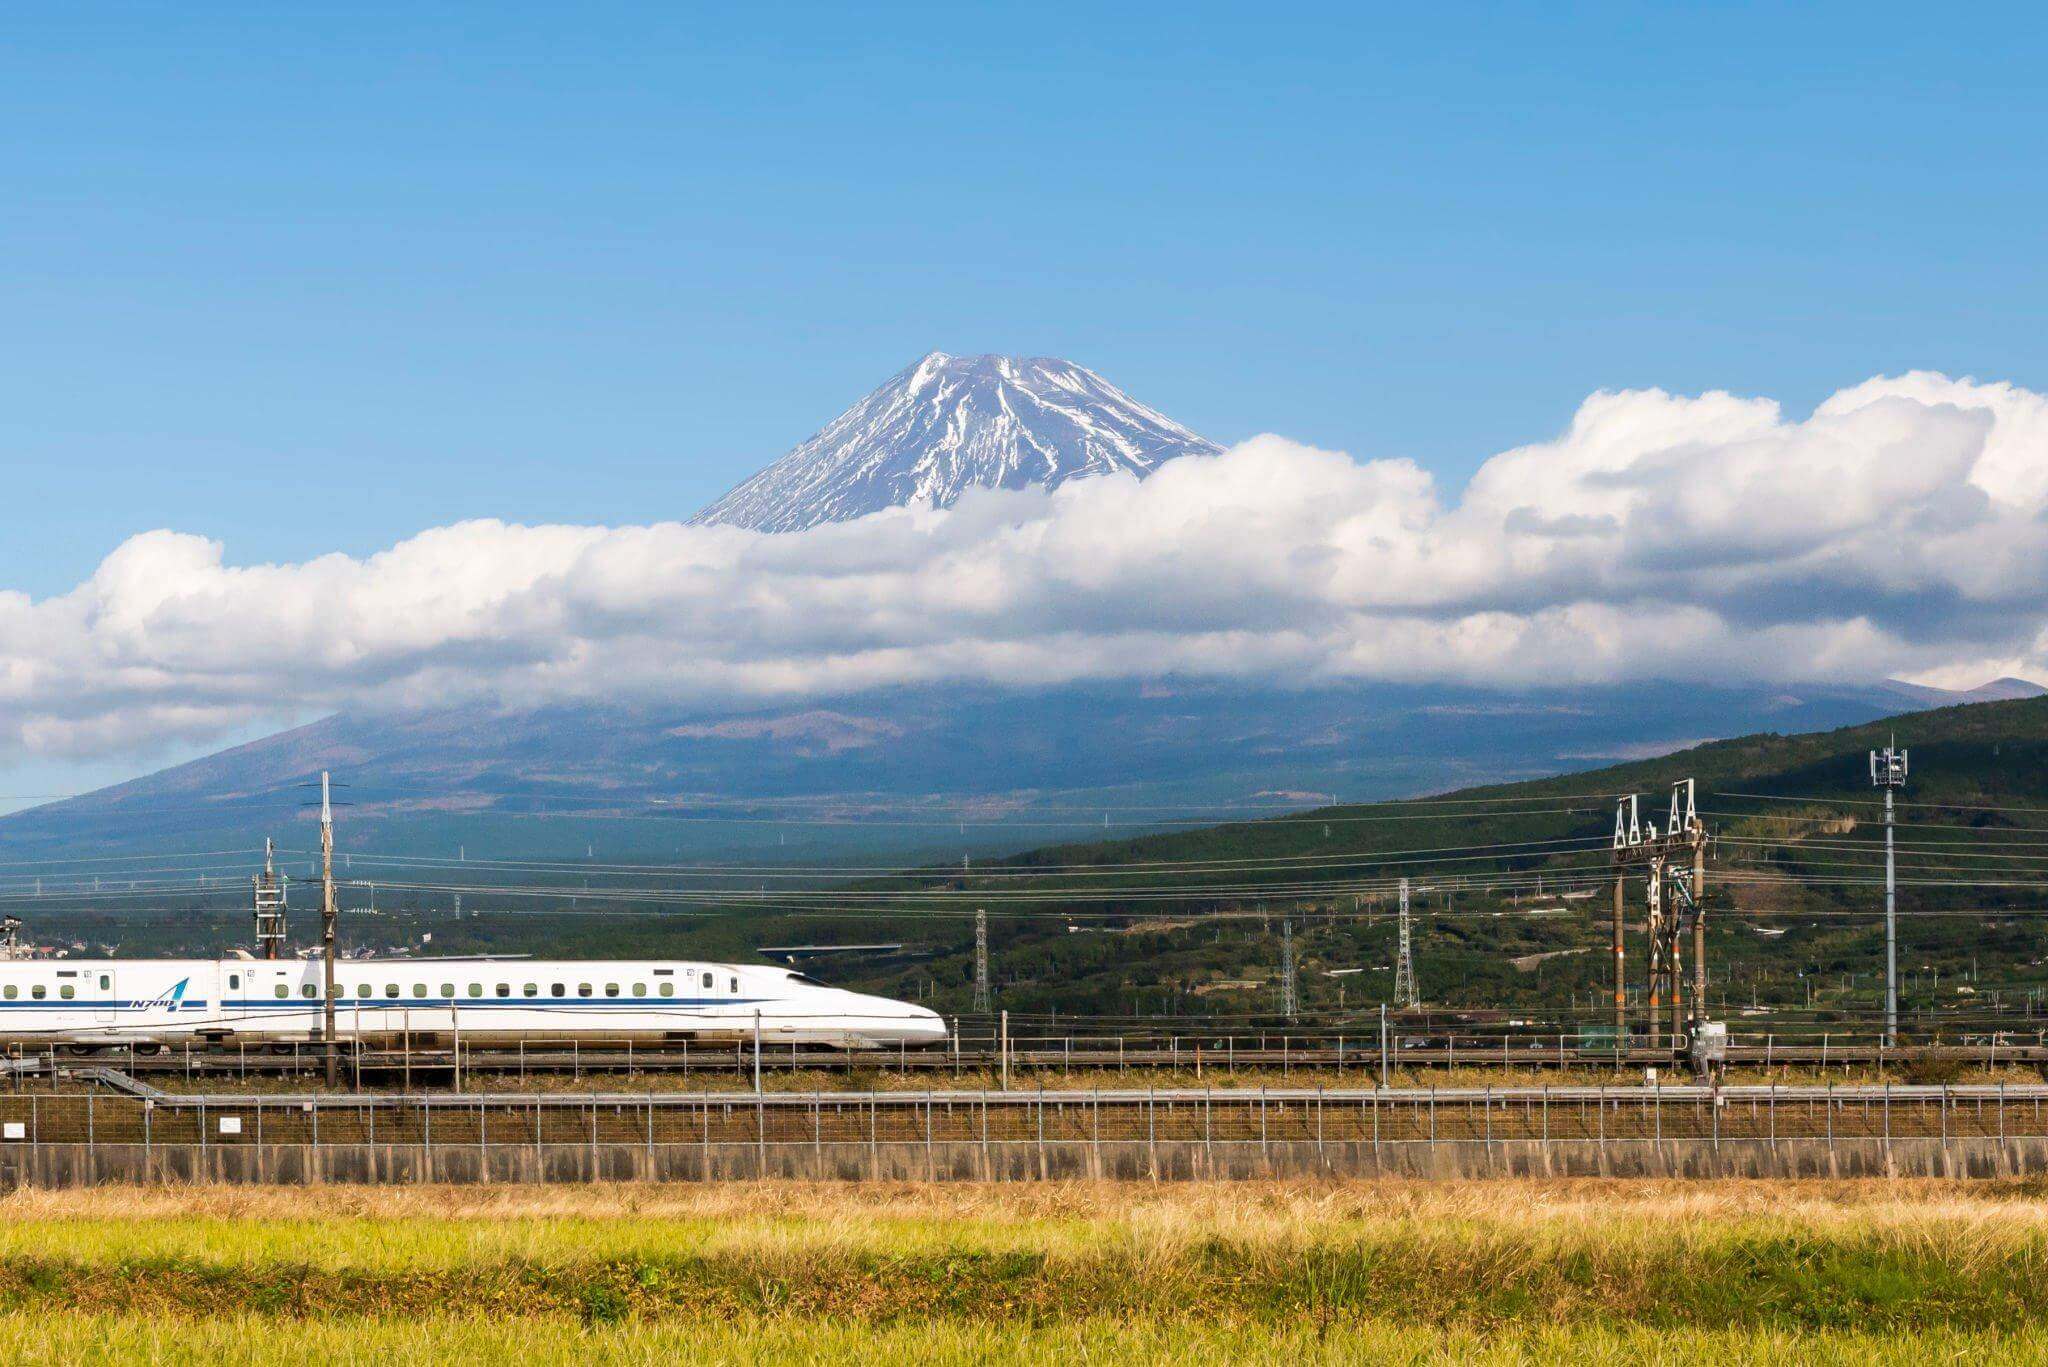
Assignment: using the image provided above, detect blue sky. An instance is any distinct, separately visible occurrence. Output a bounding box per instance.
[5,3,2043,601]
[3,4,2047,805]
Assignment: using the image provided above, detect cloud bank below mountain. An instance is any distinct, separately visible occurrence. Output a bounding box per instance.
[6,370,2046,762]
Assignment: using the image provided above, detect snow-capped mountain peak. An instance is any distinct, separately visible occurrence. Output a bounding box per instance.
[691,352,1222,532]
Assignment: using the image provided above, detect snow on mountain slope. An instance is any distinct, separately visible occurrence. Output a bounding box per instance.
[692,352,1223,532]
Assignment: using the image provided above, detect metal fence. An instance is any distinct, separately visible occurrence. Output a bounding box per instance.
[3,1081,2046,1150]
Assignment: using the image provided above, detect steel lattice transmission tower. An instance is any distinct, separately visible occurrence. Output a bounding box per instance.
[1871,740,1908,1046]
[1393,877,1418,1008]
[252,837,287,959]
[1611,780,1707,1052]
[972,906,992,1014]
[1280,917,1298,1020]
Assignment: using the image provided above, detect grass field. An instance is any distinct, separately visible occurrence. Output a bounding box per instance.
[0,1180,2045,1361]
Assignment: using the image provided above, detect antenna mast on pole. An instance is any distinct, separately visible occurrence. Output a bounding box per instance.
[1871,739,1908,1046]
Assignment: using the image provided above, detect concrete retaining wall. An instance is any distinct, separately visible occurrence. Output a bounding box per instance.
[3,1136,2047,1185]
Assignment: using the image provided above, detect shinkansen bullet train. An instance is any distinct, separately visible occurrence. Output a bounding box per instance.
[0,957,947,1051]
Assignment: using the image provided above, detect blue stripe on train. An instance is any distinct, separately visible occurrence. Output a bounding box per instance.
[0,998,769,1011]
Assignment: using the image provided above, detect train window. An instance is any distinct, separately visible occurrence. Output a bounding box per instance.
[2,985,14,999]
[98,974,111,991]
[495,983,510,998]
[466,984,483,999]
[412,983,427,999]
[632,982,646,997]
[303,985,318,999]
[604,983,619,998]
[523,983,538,998]
[385,984,399,998]
[60,985,74,1000]
[577,983,592,998]
[32,985,45,1000]
[274,984,289,999]
[658,983,673,998]
[229,974,241,990]
[440,983,454,997]
[701,972,713,989]
[729,977,739,993]
[550,983,566,998]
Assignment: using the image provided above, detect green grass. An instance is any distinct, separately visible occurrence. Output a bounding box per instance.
[0,1180,2047,1361]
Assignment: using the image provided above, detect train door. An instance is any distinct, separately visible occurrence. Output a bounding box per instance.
[93,969,116,1025]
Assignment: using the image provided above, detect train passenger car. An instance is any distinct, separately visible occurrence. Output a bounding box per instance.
[0,957,946,1051]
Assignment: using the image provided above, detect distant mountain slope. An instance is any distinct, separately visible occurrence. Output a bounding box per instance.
[0,677,1989,866]
[691,352,1222,532]
[1880,676,2047,708]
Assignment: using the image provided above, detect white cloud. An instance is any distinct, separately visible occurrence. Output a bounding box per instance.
[4,370,2045,761]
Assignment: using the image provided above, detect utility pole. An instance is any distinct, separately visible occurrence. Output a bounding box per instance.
[320,772,338,1088]
[1393,878,1417,1008]
[972,907,991,1014]
[1612,867,1626,1040]
[1872,740,1907,1046]
[1646,856,1670,1050]
[1280,918,1298,1020]
[1691,817,1707,1024]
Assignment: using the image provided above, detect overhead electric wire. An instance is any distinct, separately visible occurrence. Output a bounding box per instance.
[1719,791,2048,817]
[286,833,1614,881]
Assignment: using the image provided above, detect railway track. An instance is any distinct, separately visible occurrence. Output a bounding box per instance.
[10,1031,2045,1079]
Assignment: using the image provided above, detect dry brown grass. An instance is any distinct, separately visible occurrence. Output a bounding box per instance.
[0,1174,2038,1223]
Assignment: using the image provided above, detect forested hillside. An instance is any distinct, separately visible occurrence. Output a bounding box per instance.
[22,696,2048,1036]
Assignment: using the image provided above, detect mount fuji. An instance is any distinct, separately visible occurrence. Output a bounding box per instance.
[692,352,1222,532]
[5,352,2025,885]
